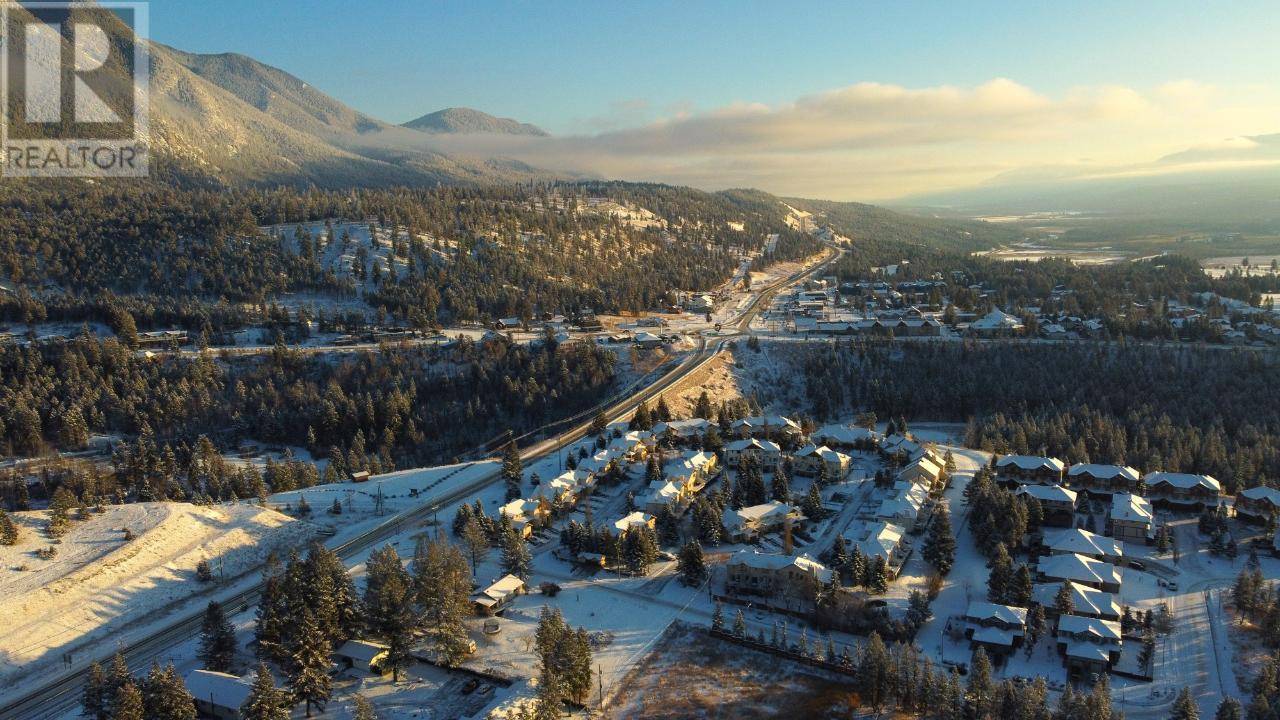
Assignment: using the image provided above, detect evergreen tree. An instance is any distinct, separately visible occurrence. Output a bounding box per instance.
[47,486,76,537]
[1171,686,1200,720]
[711,603,725,632]
[732,609,747,637]
[199,600,237,672]
[362,546,416,682]
[351,694,378,720]
[0,509,19,545]
[82,661,108,720]
[801,483,824,521]
[104,652,132,714]
[677,540,707,585]
[501,440,523,501]
[967,648,995,719]
[771,462,791,502]
[142,663,195,720]
[654,396,672,423]
[411,536,474,666]
[987,543,1013,604]
[502,528,532,579]
[623,526,659,575]
[922,506,956,575]
[287,610,332,717]
[1010,564,1034,606]
[240,664,291,720]
[1215,697,1242,720]
[630,401,652,431]
[1054,581,1076,615]
[109,682,144,720]
[868,556,890,594]
[694,391,713,420]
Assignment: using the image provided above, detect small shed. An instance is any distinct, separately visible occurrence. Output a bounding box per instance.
[334,639,389,674]
[184,669,253,720]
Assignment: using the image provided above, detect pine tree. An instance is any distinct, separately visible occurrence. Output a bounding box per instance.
[868,556,890,594]
[142,663,195,720]
[987,543,1013,604]
[654,396,672,423]
[240,664,291,720]
[1054,581,1076,615]
[502,440,523,501]
[47,485,76,537]
[732,609,747,637]
[677,540,706,585]
[711,603,725,632]
[1011,564,1033,606]
[411,536,474,666]
[288,610,332,717]
[351,694,378,720]
[1215,697,1242,720]
[104,652,132,713]
[623,526,659,575]
[771,462,791,501]
[630,401,652,431]
[502,528,532,579]
[1171,686,1200,720]
[362,546,416,682]
[801,483,824,521]
[0,509,19,545]
[109,682,144,720]
[694,391,713,420]
[83,661,108,720]
[967,648,995,719]
[199,600,237,672]
[922,506,956,575]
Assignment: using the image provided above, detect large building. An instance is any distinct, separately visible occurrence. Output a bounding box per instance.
[1066,464,1142,496]
[1143,472,1221,509]
[1015,483,1079,526]
[724,551,832,604]
[997,455,1066,486]
[1108,493,1154,544]
[1237,486,1280,524]
[723,502,805,542]
[1055,615,1122,678]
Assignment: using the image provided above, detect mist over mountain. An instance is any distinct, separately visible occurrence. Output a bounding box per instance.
[402,108,549,137]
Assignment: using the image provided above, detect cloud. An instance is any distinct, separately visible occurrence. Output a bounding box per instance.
[382,78,1280,200]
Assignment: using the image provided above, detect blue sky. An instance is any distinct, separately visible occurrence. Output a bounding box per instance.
[150,0,1278,131]
[147,1,1280,199]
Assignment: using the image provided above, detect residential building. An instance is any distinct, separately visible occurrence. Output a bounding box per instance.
[967,309,1026,337]
[996,455,1066,486]
[1055,614,1122,678]
[722,502,805,542]
[731,415,803,440]
[1237,486,1280,524]
[964,601,1028,658]
[473,574,527,615]
[667,450,719,492]
[499,498,548,538]
[876,481,930,529]
[1066,464,1142,496]
[1143,472,1221,509]
[793,444,851,478]
[1037,552,1122,593]
[333,640,389,674]
[847,521,907,574]
[811,425,882,451]
[185,670,254,720]
[641,480,685,515]
[897,456,942,487]
[652,418,711,442]
[724,437,782,468]
[613,511,655,535]
[1108,493,1155,544]
[1015,484,1078,526]
[1043,528,1123,563]
[1032,581,1120,622]
[724,550,832,603]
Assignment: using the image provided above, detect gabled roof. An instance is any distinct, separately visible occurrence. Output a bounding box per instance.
[1038,553,1122,587]
[1240,486,1280,507]
[1033,582,1120,619]
[966,601,1028,626]
[998,455,1066,473]
[848,521,905,562]
[1045,528,1123,558]
[813,425,882,446]
[652,418,710,436]
[1144,472,1221,493]
[727,550,832,582]
[971,309,1025,330]
[1068,464,1141,482]
[1015,483,1078,504]
[1111,493,1154,524]
[184,670,253,709]
[1057,614,1122,642]
[335,639,389,663]
[733,415,800,431]
[613,511,653,531]
[971,626,1017,646]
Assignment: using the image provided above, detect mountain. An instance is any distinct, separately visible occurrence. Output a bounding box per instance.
[402,108,549,137]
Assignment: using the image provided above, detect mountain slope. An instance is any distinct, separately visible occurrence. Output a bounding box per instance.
[402,107,549,136]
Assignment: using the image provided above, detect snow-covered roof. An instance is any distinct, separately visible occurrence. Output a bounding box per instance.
[1068,464,1140,482]
[966,601,1028,626]
[848,521,905,563]
[1033,582,1120,619]
[726,550,832,582]
[971,309,1025,330]
[724,502,799,532]
[795,444,848,463]
[184,670,253,709]
[634,331,662,343]
[733,415,800,431]
[1057,614,1122,642]
[1143,471,1221,493]
[997,455,1066,473]
[1038,553,1122,587]
[613,511,653,532]
[1065,641,1114,662]
[1240,486,1280,507]
[1015,483,1078,504]
[899,457,941,481]
[335,639,389,664]
[971,626,1017,646]
[652,418,710,436]
[1045,528,1123,559]
[725,438,781,453]
[642,481,681,505]
[1111,493,1153,524]
[812,425,882,446]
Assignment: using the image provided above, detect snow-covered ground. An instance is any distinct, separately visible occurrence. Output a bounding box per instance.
[0,502,315,693]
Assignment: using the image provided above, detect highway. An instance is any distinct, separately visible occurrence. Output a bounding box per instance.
[1,246,840,719]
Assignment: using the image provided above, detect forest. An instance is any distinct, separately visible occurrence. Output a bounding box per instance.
[798,339,1280,493]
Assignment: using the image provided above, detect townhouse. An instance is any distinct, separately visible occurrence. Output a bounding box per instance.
[793,444,851,478]
[1055,615,1123,679]
[811,425,882,452]
[724,437,783,469]
[500,497,549,538]
[1043,528,1123,564]
[1108,493,1155,544]
[1143,471,1221,510]
[847,521,907,576]
[1014,483,1079,526]
[1036,552,1122,594]
[722,501,806,542]
[1032,581,1121,622]
[964,601,1029,660]
[724,550,832,603]
[1066,463,1142,497]
[1237,486,1280,524]
[613,511,655,535]
[996,455,1066,486]
[731,415,804,442]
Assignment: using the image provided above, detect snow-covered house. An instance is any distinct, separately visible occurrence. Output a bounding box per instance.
[847,521,906,572]
[1055,614,1122,677]
[1236,486,1280,524]
[1043,528,1123,563]
[548,469,594,504]
[473,574,527,615]
[1037,553,1122,593]
[613,511,655,535]
[641,480,685,515]
[651,418,711,442]
[811,425,882,451]
[964,601,1028,658]
[633,331,664,349]
[724,550,832,603]
[667,450,718,492]
[500,498,548,538]
[1143,471,1221,508]
[897,456,942,487]
[722,502,805,542]
[724,437,782,468]
[876,482,930,529]
[1015,483,1078,526]
[731,414,803,440]
[1033,581,1120,621]
[793,444,850,478]
[967,309,1026,337]
[1066,464,1141,496]
[185,670,254,720]
[996,455,1066,486]
[1108,493,1154,544]
[334,639,389,674]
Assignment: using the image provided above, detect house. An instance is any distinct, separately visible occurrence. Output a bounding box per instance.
[1037,552,1122,593]
[548,469,594,504]
[1033,581,1121,621]
[641,480,685,515]
[1143,472,1221,509]
[634,331,664,349]
[722,502,805,542]
[334,639,389,674]
[350,470,371,483]
[967,309,1026,337]
[496,317,523,330]
[473,574,527,615]
[1066,464,1142,496]
[500,498,548,538]
[685,294,715,313]
[667,450,719,491]
[996,455,1066,486]
[724,550,832,603]
[1237,486,1280,524]
[1015,484,1079,526]
[577,447,624,476]
[607,432,653,462]
[613,511,655,535]
[811,425,882,451]
[876,482,930,529]
[185,670,254,720]
[793,444,851,478]
[847,521,906,572]
[964,601,1028,658]
[897,456,942,487]
[1108,493,1155,544]
[1055,614,1123,678]
[731,415,803,440]
[724,438,782,468]
[1044,528,1123,563]
[652,418,711,442]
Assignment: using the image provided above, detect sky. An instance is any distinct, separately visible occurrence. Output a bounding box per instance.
[148,0,1280,201]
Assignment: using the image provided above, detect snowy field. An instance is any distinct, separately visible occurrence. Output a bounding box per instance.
[0,502,315,693]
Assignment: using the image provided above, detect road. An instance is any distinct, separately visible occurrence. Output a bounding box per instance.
[1,246,840,720]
